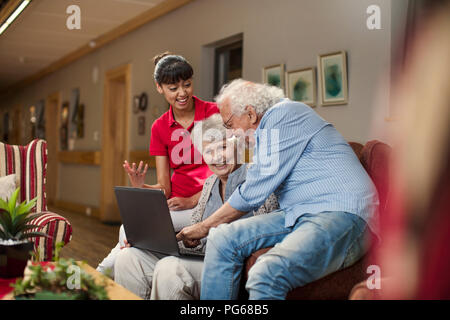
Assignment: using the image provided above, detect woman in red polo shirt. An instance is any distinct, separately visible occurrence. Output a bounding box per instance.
[126,53,218,226]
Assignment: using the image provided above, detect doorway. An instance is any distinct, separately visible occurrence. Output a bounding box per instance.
[10,105,22,145]
[214,40,243,96]
[45,92,61,206]
[100,64,131,223]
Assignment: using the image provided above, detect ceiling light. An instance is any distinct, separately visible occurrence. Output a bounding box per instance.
[0,0,31,36]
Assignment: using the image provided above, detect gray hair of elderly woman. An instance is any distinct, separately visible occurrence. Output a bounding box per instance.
[215,79,285,116]
[191,113,229,154]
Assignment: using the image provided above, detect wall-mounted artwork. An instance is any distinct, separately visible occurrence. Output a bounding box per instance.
[35,100,45,139]
[286,67,316,107]
[133,95,140,114]
[29,105,36,139]
[75,103,84,138]
[139,92,148,112]
[138,115,146,136]
[69,88,82,138]
[318,51,348,106]
[263,64,285,90]
[60,102,69,150]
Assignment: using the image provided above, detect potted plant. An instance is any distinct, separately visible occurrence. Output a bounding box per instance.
[0,187,48,278]
[11,242,109,300]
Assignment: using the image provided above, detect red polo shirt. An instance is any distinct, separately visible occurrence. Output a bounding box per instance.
[149,96,219,198]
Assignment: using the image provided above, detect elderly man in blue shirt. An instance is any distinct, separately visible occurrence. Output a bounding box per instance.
[177,79,379,300]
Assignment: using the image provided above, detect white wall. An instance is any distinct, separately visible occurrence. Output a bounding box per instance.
[0,0,399,207]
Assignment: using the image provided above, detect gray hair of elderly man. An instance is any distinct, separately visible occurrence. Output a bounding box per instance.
[215,79,285,116]
[191,113,231,154]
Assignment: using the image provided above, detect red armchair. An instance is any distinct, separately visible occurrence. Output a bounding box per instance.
[0,139,72,262]
[241,140,391,299]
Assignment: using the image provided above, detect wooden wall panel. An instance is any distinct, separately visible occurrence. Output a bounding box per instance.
[58,151,101,166]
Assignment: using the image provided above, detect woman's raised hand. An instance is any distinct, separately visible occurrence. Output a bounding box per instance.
[123,160,148,188]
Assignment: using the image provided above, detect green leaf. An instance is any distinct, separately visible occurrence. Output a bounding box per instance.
[0,227,8,240]
[8,187,20,216]
[17,225,39,233]
[19,231,50,240]
[34,291,79,300]
[53,241,65,262]
[0,211,13,234]
[16,197,37,216]
[14,224,44,239]
[19,212,46,224]
[0,229,14,240]
[31,247,41,263]
[11,212,46,234]
[0,198,9,212]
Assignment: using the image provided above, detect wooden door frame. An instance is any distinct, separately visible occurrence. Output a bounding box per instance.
[45,91,61,206]
[100,64,131,222]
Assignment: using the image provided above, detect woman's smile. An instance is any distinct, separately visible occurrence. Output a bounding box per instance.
[176,96,189,106]
[212,164,228,170]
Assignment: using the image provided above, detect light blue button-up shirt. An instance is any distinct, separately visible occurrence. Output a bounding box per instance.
[228,99,379,235]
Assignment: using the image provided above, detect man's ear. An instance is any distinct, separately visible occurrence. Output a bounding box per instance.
[155,82,163,94]
[246,106,258,125]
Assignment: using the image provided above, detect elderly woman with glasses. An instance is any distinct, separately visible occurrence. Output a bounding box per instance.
[113,113,278,299]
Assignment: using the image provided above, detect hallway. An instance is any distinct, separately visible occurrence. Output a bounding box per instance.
[51,207,120,268]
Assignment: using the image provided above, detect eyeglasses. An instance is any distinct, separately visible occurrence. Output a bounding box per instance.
[223,113,234,129]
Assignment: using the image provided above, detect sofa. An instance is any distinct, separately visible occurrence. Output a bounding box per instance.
[0,139,72,262]
[241,140,391,299]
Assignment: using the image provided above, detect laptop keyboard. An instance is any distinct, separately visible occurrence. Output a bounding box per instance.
[179,247,205,257]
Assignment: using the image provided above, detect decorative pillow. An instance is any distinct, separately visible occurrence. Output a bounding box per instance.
[0,174,16,201]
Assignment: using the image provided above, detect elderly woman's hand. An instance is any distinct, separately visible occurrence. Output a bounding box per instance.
[176,222,209,246]
[167,197,194,211]
[120,239,132,249]
[168,192,200,210]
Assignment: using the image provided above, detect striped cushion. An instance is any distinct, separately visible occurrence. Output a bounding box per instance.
[1,139,72,261]
[29,212,73,262]
[0,141,27,205]
[0,139,47,212]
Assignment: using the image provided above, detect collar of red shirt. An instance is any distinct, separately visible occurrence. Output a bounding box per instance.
[167,96,206,129]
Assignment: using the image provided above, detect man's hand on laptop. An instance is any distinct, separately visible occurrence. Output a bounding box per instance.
[176,222,209,248]
[182,239,201,248]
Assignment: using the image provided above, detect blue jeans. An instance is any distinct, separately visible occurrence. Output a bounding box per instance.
[200,210,369,300]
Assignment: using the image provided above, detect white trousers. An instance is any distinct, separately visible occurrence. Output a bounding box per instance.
[96,208,194,277]
[169,208,195,233]
[114,247,204,300]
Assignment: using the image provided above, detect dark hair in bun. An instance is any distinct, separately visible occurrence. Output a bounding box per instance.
[153,52,193,85]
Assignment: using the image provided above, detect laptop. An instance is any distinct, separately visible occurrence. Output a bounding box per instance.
[114,186,204,259]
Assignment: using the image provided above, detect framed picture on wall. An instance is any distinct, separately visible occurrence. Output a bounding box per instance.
[262,64,285,90]
[286,67,316,107]
[60,102,69,150]
[75,103,85,138]
[138,115,146,136]
[318,51,348,106]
